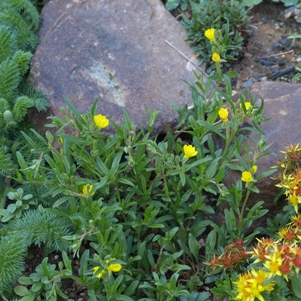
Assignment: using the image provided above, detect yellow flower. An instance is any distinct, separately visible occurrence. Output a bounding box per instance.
[264,250,283,278]
[234,269,274,301]
[204,28,215,41]
[218,107,228,121]
[240,102,251,111]
[212,52,220,63]
[241,171,253,183]
[107,258,122,272]
[94,114,109,129]
[288,193,301,213]
[82,184,95,196]
[93,266,105,278]
[245,102,251,110]
[252,165,258,173]
[183,144,198,159]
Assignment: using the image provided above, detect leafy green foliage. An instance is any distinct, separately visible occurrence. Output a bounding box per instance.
[15,252,73,301]
[181,0,249,71]
[165,0,191,11]
[243,0,299,6]
[10,61,273,299]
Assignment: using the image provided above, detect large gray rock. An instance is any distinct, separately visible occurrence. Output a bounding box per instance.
[222,81,301,229]
[250,81,301,210]
[29,0,207,134]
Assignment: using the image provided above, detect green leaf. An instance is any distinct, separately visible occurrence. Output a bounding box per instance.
[165,0,181,11]
[197,120,226,139]
[205,157,220,179]
[20,296,35,301]
[124,280,139,296]
[291,275,301,298]
[242,0,262,6]
[53,196,71,208]
[188,233,200,263]
[18,276,34,285]
[14,285,29,296]
[288,34,301,39]
[118,177,134,186]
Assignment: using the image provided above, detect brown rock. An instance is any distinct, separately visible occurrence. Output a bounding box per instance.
[28,0,209,135]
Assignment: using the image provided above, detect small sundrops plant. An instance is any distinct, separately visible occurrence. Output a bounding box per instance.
[1,28,277,301]
[182,0,250,72]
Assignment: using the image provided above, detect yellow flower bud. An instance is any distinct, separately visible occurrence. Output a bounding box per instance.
[82,184,95,196]
[93,266,104,278]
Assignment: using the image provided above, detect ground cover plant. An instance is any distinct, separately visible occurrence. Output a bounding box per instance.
[1,1,301,301]
[1,27,276,300]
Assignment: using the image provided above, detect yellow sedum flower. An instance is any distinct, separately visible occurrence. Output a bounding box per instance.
[212,52,220,63]
[234,269,274,301]
[252,165,258,173]
[218,107,228,121]
[183,144,198,159]
[204,28,215,41]
[82,184,95,196]
[241,171,253,183]
[288,193,301,213]
[94,114,109,129]
[264,251,283,278]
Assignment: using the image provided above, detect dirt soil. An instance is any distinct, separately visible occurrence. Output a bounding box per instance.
[229,0,301,89]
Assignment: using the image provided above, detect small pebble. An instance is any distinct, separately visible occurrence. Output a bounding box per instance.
[275,23,280,30]
[257,59,274,66]
[272,43,282,50]
[241,78,254,89]
[278,60,286,66]
[278,38,286,45]
[261,76,267,81]
[54,255,59,260]
[296,57,301,62]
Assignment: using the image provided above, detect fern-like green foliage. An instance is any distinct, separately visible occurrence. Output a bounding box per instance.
[0,234,26,294]
[0,58,21,100]
[0,0,48,131]
[0,0,40,52]
[0,146,16,177]
[0,0,48,197]
[10,209,73,251]
[0,25,18,61]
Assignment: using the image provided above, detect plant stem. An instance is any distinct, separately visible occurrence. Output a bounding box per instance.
[238,188,251,235]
